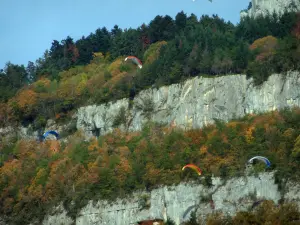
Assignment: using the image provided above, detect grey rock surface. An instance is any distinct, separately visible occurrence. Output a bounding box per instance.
[240,0,300,19]
[42,172,295,225]
[76,73,300,138]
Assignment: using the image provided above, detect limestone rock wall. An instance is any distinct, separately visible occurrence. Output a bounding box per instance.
[76,72,300,138]
[240,0,300,19]
[42,172,297,225]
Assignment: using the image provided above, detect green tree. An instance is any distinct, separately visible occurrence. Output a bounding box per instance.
[175,11,187,32]
[148,15,176,42]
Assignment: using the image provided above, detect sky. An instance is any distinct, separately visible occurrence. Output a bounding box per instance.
[0,0,250,69]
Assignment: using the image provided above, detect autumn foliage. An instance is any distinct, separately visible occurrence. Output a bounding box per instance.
[143,41,167,64]
[0,52,139,127]
[202,200,300,225]
[249,35,278,61]
[1,108,300,223]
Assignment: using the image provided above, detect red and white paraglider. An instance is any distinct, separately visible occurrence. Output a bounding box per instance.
[124,56,143,69]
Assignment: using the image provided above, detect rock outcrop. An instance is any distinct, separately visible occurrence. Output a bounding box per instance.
[41,172,300,225]
[240,0,300,19]
[0,118,76,143]
[76,72,300,138]
[2,73,300,141]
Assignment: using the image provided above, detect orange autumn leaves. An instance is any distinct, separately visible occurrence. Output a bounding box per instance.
[206,200,300,225]
[1,109,300,221]
[0,52,140,124]
[250,35,278,61]
[15,89,37,109]
[0,40,170,127]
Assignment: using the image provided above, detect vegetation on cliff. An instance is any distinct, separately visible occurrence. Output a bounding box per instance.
[1,107,300,224]
[142,200,300,224]
[183,200,300,225]
[1,10,300,129]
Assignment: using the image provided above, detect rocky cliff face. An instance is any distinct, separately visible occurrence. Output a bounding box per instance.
[2,72,300,224]
[0,117,76,143]
[240,0,300,19]
[2,72,300,141]
[41,172,300,225]
[76,72,300,138]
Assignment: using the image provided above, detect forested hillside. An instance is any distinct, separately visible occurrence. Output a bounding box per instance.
[2,8,300,224]
[1,10,300,130]
[2,107,300,224]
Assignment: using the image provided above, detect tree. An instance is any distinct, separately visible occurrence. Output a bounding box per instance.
[111,25,122,38]
[90,27,112,54]
[138,23,151,50]
[175,11,187,32]
[111,28,141,58]
[61,36,76,69]
[26,61,36,83]
[148,15,176,42]
[76,36,93,65]
[249,35,278,61]
[185,13,198,31]
[49,40,63,59]
[232,41,250,73]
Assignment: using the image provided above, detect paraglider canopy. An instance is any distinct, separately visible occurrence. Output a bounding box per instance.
[124,56,143,69]
[182,164,202,175]
[248,156,271,168]
[42,130,59,141]
[251,200,265,210]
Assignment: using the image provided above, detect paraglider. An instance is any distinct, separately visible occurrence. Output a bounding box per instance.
[124,56,143,69]
[182,164,202,175]
[42,130,59,141]
[251,200,265,210]
[248,156,271,168]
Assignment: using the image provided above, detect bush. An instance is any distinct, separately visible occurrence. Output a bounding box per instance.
[112,106,127,128]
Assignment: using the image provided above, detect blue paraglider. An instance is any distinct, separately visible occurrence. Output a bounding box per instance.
[42,130,59,141]
[248,156,271,168]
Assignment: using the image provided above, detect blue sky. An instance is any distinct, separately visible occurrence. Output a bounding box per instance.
[0,0,250,69]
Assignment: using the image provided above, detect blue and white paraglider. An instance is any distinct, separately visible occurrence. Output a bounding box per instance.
[248,156,271,168]
[42,130,59,141]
